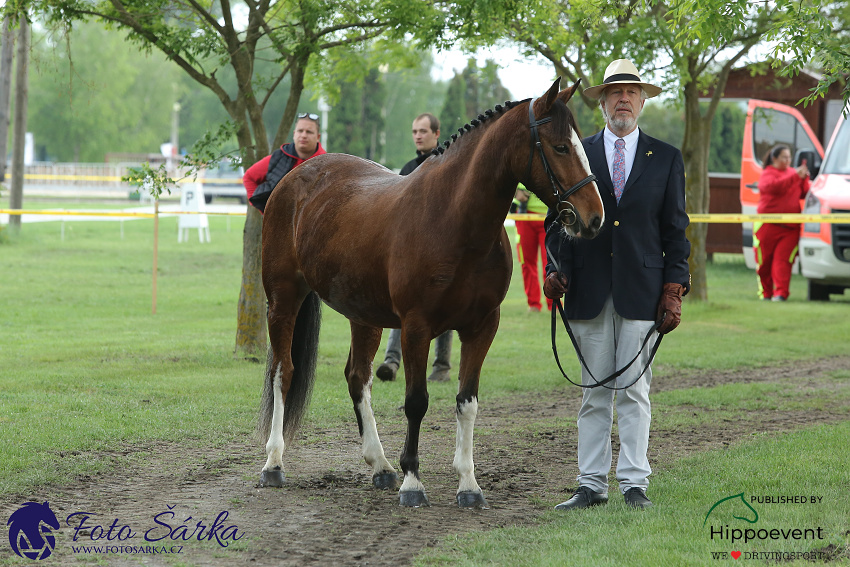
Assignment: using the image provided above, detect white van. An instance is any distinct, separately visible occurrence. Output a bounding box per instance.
[738,100,850,300]
[798,107,850,300]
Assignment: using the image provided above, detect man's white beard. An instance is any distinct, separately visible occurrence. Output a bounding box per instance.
[605,109,637,133]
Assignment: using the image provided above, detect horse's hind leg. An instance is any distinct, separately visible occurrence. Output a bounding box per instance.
[258,284,317,487]
[453,308,500,509]
[346,322,399,490]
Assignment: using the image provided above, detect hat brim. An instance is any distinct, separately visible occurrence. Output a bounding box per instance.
[583,80,663,100]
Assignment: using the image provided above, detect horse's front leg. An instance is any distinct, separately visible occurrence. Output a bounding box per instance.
[398,323,432,507]
[453,308,500,509]
[346,322,399,490]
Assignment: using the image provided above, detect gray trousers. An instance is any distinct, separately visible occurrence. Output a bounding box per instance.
[570,294,656,494]
[383,329,452,371]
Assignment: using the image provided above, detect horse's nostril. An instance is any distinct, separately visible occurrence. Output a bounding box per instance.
[592,215,602,230]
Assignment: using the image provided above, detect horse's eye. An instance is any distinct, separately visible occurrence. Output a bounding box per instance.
[554,145,569,154]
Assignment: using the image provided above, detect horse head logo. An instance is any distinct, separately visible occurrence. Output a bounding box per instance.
[7,501,61,560]
[703,492,759,526]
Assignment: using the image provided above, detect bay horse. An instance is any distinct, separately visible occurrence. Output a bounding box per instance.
[257,78,604,508]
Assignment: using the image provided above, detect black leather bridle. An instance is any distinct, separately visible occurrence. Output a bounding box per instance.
[525,97,596,226]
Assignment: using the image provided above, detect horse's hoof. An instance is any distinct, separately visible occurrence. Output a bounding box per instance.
[373,471,400,490]
[457,491,489,509]
[259,469,285,487]
[399,490,430,507]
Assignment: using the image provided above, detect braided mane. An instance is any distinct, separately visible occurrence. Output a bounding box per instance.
[430,99,528,157]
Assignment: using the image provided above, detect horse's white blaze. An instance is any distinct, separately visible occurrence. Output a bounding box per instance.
[571,129,605,225]
[399,471,426,493]
[453,397,482,494]
[357,381,395,475]
[263,364,286,471]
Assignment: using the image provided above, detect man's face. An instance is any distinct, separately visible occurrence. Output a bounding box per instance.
[293,118,320,157]
[600,84,645,134]
[411,117,439,153]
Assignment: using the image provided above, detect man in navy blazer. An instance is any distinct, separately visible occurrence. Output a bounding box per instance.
[543,59,690,511]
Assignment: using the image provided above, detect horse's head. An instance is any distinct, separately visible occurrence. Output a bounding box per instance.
[523,78,604,239]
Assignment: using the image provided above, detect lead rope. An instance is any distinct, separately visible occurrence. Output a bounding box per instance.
[544,222,664,390]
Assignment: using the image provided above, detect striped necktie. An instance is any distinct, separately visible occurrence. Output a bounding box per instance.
[613,138,626,203]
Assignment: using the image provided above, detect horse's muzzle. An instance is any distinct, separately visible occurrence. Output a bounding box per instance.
[558,204,602,240]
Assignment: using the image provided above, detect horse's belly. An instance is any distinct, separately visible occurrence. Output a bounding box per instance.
[309,270,400,329]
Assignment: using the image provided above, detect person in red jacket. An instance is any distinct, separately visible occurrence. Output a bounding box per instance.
[514,183,552,312]
[755,144,810,301]
[243,112,327,213]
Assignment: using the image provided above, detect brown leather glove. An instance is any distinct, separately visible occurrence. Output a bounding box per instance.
[656,283,684,334]
[543,272,569,300]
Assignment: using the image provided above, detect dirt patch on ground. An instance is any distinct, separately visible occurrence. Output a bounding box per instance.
[2,357,848,566]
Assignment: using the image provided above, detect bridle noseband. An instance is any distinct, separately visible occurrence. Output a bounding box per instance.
[525,97,596,225]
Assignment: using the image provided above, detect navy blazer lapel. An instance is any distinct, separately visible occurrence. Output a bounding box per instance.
[585,130,612,191]
[625,130,655,192]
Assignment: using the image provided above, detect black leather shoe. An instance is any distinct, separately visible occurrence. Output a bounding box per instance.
[554,486,608,510]
[376,361,398,382]
[624,487,653,509]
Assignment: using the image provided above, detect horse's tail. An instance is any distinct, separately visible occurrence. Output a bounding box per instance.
[258,291,322,446]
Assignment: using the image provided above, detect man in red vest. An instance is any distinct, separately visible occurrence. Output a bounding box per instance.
[243,112,327,213]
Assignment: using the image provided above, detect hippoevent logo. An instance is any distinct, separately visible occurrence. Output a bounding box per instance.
[704,492,759,527]
[705,491,827,560]
[6,502,244,561]
[7,502,60,561]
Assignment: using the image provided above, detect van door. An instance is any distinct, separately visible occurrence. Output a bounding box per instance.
[739,99,824,267]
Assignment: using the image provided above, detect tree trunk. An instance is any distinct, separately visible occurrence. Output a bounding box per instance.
[232,62,307,358]
[0,16,14,184]
[680,76,712,301]
[234,205,267,359]
[8,17,28,234]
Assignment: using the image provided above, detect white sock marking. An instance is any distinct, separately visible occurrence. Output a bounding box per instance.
[454,397,482,494]
[263,364,286,471]
[357,382,395,476]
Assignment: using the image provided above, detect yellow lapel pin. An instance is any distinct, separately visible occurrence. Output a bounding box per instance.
[646,151,653,156]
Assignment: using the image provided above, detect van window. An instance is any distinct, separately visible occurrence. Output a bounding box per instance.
[752,107,818,166]
[820,118,850,175]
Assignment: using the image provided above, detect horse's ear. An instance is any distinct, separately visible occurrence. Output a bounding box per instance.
[541,77,562,113]
[559,79,581,104]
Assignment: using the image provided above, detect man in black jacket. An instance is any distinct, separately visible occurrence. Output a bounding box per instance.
[375,113,454,383]
[544,59,690,511]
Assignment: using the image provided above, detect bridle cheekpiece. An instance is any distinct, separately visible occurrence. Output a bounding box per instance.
[525,97,596,225]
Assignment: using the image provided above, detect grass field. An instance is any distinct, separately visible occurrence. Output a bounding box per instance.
[1,209,848,566]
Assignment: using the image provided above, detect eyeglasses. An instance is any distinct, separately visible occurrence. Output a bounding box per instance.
[298,112,320,121]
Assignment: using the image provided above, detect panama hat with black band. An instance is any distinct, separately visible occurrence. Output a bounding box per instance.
[583,59,663,100]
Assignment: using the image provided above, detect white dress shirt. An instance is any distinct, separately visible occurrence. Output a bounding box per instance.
[603,126,640,185]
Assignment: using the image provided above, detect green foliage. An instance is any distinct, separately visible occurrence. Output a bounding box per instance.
[440,58,512,140]
[327,68,386,161]
[665,0,850,107]
[123,162,174,199]
[440,70,467,140]
[27,20,183,162]
[708,102,746,173]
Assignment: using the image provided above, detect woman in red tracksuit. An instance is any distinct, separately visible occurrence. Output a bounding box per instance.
[755,145,810,301]
[514,184,552,312]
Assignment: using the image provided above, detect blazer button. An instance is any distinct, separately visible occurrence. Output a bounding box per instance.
[614,220,620,226]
